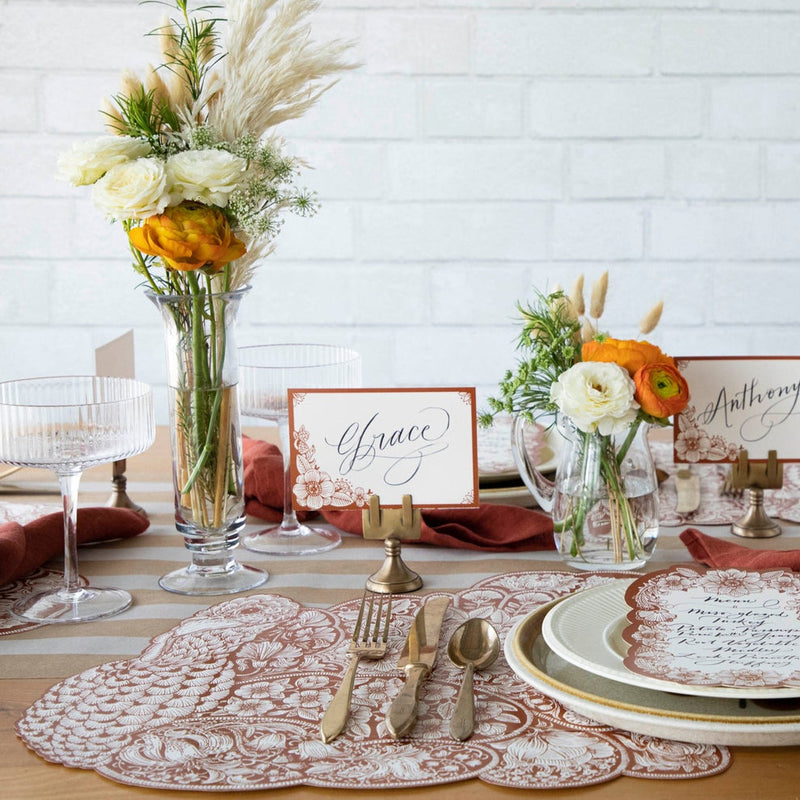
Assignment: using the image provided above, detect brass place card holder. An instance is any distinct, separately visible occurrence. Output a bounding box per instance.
[108,459,146,516]
[730,449,783,539]
[362,494,423,594]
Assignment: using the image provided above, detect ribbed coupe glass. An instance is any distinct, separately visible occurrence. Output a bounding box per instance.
[0,376,155,623]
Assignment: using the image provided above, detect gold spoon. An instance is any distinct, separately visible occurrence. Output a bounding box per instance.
[447,618,500,741]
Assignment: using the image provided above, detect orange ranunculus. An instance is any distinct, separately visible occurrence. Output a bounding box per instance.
[128,201,246,272]
[634,362,690,418]
[582,337,674,377]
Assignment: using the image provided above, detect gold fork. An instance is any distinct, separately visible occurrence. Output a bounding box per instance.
[320,590,392,743]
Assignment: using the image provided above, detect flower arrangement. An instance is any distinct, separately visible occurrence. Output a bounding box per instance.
[56,0,355,540]
[482,273,690,566]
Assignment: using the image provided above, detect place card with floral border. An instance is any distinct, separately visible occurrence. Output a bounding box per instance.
[287,387,479,510]
[674,357,800,464]
[622,565,800,690]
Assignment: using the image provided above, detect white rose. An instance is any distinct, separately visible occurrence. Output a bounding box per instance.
[91,157,171,220]
[166,149,247,207]
[550,361,639,435]
[57,136,152,186]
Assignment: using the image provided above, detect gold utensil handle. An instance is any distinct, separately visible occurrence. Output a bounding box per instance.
[449,661,475,741]
[320,654,360,743]
[386,664,429,738]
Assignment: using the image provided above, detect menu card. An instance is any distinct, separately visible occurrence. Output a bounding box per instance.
[623,565,800,689]
[287,387,479,510]
[674,357,800,463]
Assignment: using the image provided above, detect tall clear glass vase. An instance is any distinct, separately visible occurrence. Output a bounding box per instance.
[149,286,267,595]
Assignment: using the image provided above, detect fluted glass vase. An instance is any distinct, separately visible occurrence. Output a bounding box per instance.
[149,286,267,595]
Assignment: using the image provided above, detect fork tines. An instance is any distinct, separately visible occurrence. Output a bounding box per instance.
[353,590,391,647]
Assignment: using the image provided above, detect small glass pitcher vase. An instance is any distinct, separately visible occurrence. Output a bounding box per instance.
[513,415,659,570]
[149,285,267,595]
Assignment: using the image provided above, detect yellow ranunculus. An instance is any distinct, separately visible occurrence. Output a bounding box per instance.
[128,202,246,272]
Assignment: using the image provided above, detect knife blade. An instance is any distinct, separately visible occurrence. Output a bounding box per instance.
[386,595,451,739]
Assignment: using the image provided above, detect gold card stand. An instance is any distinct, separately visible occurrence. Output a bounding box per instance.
[730,450,783,539]
[107,459,147,518]
[362,494,423,594]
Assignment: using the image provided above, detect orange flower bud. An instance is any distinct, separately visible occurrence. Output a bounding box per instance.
[634,362,690,418]
[128,201,246,272]
[582,337,673,377]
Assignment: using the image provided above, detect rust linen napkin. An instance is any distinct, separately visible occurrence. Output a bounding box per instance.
[0,508,150,586]
[242,436,555,552]
[680,527,800,571]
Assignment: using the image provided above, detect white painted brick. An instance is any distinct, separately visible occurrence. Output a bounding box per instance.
[241,263,359,326]
[1,198,73,258]
[430,264,530,325]
[73,198,133,260]
[0,262,51,324]
[1,3,157,72]
[386,142,563,200]
[662,16,800,75]
[43,75,117,135]
[0,135,72,197]
[0,327,94,380]
[49,261,151,326]
[712,265,800,324]
[364,13,470,75]
[570,143,665,199]
[0,74,39,132]
[288,142,385,200]
[353,264,430,325]
[529,81,703,138]
[552,203,644,260]
[475,14,655,76]
[360,203,548,261]
[393,325,519,387]
[719,0,800,10]
[668,143,760,199]
[662,327,751,359]
[423,80,524,138]
[765,145,800,198]
[272,203,355,260]
[280,76,417,139]
[710,80,800,139]
[651,204,800,260]
[538,0,711,6]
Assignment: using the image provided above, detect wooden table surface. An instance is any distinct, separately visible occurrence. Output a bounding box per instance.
[2,428,799,799]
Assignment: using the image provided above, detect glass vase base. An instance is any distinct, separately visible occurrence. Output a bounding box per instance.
[563,557,649,572]
[243,525,341,556]
[12,586,132,624]
[159,563,268,596]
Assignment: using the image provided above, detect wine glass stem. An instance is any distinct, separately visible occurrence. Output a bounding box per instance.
[58,471,83,595]
[278,418,300,533]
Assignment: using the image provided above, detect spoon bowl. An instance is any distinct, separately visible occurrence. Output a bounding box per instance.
[447,618,500,740]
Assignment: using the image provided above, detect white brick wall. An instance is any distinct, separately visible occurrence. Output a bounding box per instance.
[3,0,800,424]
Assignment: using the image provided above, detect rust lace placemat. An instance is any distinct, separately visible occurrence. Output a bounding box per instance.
[16,571,729,791]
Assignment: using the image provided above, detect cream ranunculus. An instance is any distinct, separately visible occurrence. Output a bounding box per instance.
[91,158,171,220]
[57,136,152,186]
[166,149,247,207]
[550,361,639,435]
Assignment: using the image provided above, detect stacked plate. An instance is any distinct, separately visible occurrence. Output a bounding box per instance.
[505,581,800,746]
[477,416,559,507]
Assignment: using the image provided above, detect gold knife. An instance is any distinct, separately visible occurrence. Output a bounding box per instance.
[386,595,451,739]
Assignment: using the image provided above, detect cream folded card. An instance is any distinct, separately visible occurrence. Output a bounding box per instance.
[287,388,479,510]
[674,357,800,463]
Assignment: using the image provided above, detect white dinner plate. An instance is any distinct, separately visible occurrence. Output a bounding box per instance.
[542,581,800,700]
[506,597,800,747]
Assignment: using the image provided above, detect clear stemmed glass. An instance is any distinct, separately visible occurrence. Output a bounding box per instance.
[238,344,361,555]
[0,376,155,624]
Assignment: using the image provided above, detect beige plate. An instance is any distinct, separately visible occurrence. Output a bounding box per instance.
[542,582,800,701]
[505,596,800,746]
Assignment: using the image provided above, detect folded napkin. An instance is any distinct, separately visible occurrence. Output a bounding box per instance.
[0,508,150,586]
[242,436,555,552]
[680,527,800,571]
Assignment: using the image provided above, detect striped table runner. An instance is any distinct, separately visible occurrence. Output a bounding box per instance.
[2,432,799,682]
